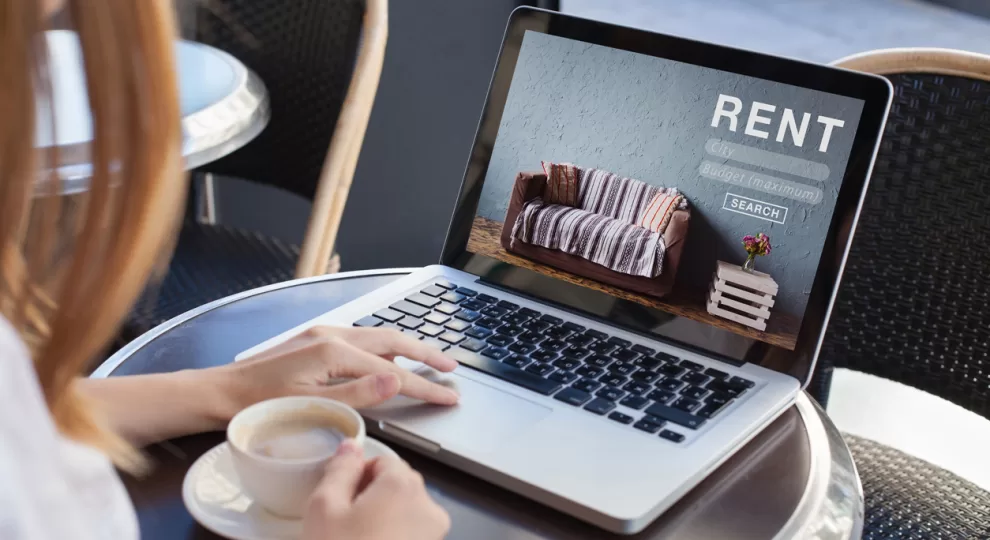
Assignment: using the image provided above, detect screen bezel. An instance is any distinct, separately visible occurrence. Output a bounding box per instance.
[439,7,893,385]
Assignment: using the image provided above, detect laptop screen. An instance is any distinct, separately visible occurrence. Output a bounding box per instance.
[444,12,890,370]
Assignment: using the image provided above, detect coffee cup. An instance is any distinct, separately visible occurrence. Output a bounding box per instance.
[227,396,366,518]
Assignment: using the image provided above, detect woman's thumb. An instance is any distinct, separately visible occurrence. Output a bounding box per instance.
[324,373,400,409]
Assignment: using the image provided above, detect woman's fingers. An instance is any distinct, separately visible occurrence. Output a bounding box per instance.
[330,338,459,405]
[321,373,401,409]
[339,328,459,372]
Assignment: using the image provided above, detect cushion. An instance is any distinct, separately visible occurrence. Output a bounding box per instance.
[541,161,581,207]
[638,192,685,234]
[578,168,685,225]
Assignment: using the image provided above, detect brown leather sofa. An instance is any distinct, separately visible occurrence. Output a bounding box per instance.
[499,171,690,299]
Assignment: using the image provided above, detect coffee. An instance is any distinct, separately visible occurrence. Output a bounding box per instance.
[245,410,351,460]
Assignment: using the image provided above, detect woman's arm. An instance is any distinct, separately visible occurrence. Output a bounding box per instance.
[79,369,237,446]
[79,326,459,447]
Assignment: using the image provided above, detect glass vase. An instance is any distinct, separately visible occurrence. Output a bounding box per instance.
[742,254,757,273]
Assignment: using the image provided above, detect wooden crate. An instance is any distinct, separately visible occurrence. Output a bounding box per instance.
[706,261,778,331]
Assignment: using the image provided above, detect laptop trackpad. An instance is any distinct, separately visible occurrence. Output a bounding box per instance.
[368,364,553,454]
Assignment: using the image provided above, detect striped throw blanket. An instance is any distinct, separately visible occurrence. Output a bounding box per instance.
[510,167,687,278]
[511,201,667,278]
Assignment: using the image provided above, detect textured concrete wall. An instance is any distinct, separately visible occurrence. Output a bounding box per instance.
[478,31,864,315]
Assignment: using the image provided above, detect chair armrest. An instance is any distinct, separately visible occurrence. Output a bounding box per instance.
[500,172,546,249]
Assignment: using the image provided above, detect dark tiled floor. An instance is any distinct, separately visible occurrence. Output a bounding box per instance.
[562,0,990,63]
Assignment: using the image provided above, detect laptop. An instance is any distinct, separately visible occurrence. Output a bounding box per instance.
[237,8,892,534]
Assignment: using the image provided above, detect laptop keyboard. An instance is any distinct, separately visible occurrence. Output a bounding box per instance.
[353,280,756,444]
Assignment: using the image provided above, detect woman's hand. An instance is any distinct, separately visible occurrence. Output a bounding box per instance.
[304,441,450,540]
[221,326,460,414]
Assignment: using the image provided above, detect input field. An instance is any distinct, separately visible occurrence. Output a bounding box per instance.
[699,161,824,205]
[705,138,830,182]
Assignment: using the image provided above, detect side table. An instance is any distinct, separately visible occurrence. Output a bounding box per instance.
[92,269,863,539]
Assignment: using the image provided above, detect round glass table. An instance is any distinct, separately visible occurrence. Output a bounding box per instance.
[37,30,269,195]
[92,269,864,540]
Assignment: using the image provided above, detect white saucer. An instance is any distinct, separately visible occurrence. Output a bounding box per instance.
[183,438,398,540]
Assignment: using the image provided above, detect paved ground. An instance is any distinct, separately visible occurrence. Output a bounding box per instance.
[561,0,990,63]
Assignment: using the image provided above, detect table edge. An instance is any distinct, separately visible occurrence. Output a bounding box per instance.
[90,268,416,378]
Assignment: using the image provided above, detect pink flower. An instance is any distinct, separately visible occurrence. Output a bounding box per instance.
[742,233,771,257]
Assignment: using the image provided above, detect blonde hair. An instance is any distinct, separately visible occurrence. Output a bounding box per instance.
[0,0,186,470]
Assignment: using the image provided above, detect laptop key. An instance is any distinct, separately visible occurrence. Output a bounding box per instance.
[517,331,544,344]
[624,381,651,396]
[681,372,711,386]
[422,337,450,351]
[585,329,608,341]
[607,337,632,348]
[496,300,519,311]
[562,347,590,360]
[631,371,660,384]
[572,378,602,393]
[509,342,536,354]
[611,349,641,362]
[407,293,441,308]
[553,358,580,371]
[697,399,733,419]
[496,324,524,337]
[645,402,707,430]
[424,313,450,326]
[525,362,554,377]
[554,387,592,407]
[531,350,557,363]
[683,385,710,400]
[647,389,676,404]
[567,333,595,347]
[481,347,509,360]
[549,370,578,384]
[398,316,425,330]
[445,319,471,332]
[704,368,729,381]
[575,365,604,378]
[505,355,531,369]
[589,355,613,368]
[439,332,465,345]
[418,324,445,337]
[518,307,541,319]
[633,418,664,434]
[462,300,487,312]
[659,430,685,443]
[610,362,637,376]
[524,320,552,332]
[631,344,655,355]
[373,308,405,323]
[707,380,746,397]
[465,326,493,339]
[460,338,487,352]
[446,348,562,396]
[655,351,680,363]
[421,285,448,297]
[680,360,704,371]
[481,306,511,318]
[476,317,502,330]
[608,411,634,425]
[486,334,513,348]
[658,364,686,377]
[562,322,586,333]
[434,280,456,290]
[503,313,529,326]
[600,374,627,388]
[455,287,477,297]
[541,339,568,352]
[657,378,685,392]
[440,292,466,304]
[436,303,461,316]
[476,293,499,304]
[540,314,563,325]
[390,301,429,318]
[584,398,616,415]
[597,386,625,402]
[354,316,382,328]
[728,376,755,389]
[620,395,650,410]
[544,326,572,340]
[634,356,661,370]
[590,341,617,355]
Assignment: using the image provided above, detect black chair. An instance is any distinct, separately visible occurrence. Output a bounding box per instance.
[812,48,990,539]
[126,0,388,337]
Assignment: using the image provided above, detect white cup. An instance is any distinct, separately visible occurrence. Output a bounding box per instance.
[227,396,366,518]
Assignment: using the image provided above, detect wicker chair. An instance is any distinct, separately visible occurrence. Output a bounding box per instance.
[125,0,387,337]
[812,48,990,539]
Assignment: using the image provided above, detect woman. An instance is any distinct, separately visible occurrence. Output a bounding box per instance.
[0,1,453,538]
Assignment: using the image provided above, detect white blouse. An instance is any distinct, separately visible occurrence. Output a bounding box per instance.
[0,316,138,539]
